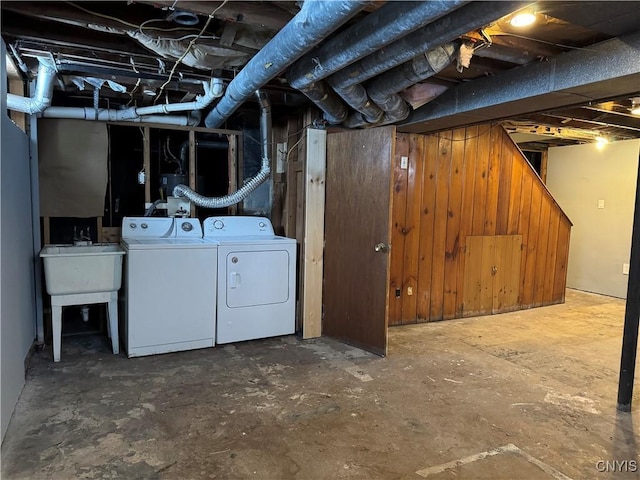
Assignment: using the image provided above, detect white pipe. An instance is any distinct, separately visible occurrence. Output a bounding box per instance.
[41,106,200,126]
[37,78,222,125]
[134,78,224,116]
[6,57,57,114]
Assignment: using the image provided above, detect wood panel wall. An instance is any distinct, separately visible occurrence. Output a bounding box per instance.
[389,124,571,325]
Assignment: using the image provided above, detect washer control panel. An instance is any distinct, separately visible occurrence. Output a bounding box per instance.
[203,216,275,237]
[122,217,175,238]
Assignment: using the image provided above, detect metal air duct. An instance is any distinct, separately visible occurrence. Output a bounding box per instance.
[287,1,467,90]
[6,57,56,114]
[174,90,272,208]
[329,1,529,89]
[343,42,460,127]
[287,1,467,124]
[204,0,367,128]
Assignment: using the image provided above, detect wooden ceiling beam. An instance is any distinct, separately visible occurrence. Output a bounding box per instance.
[135,1,294,31]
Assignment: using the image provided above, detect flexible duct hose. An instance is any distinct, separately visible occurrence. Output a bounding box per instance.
[172,90,271,208]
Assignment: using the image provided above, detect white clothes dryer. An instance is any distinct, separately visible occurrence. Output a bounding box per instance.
[121,217,217,357]
[203,216,296,344]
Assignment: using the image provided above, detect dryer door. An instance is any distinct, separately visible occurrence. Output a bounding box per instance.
[225,249,290,308]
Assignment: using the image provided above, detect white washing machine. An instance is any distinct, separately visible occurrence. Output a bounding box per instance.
[203,216,296,344]
[121,217,217,357]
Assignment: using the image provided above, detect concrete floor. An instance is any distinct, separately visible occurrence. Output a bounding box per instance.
[2,289,640,479]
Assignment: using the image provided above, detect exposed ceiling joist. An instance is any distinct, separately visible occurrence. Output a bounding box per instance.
[134,0,294,31]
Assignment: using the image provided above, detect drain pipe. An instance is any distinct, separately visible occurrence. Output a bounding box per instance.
[41,107,201,126]
[131,78,224,117]
[174,90,272,208]
[8,75,222,126]
[6,57,56,114]
[42,78,221,122]
[204,0,367,128]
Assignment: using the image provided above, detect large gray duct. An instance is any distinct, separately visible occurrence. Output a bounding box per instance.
[287,1,467,124]
[174,90,272,208]
[401,29,640,132]
[203,0,366,129]
[354,41,460,125]
[287,1,467,90]
[292,1,528,126]
[329,1,529,90]
[342,43,460,128]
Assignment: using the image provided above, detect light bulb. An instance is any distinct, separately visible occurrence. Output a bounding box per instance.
[510,12,536,27]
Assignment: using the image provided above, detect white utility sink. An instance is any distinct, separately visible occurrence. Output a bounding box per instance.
[40,244,125,295]
[40,244,126,362]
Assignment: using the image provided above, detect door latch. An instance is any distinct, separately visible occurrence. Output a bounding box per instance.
[374,243,389,253]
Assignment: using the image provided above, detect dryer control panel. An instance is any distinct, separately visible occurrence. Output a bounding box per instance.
[203,216,275,237]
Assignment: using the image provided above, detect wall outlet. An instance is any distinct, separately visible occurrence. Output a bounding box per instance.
[598,199,605,209]
[276,142,287,174]
[623,263,630,275]
[400,156,408,170]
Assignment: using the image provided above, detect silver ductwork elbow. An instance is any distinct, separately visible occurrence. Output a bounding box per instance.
[173,90,272,208]
[6,57,57,114]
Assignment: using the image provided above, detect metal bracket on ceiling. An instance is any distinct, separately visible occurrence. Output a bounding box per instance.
[479,28,492,46]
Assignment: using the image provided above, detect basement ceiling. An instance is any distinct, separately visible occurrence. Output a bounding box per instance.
[2,1,640,146]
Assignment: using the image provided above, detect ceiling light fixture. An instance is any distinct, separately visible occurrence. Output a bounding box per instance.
[631,97,640,116]
[595,136,609,149]
[510,11,536,27]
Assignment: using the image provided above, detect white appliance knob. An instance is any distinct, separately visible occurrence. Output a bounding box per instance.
[141,223,148,229]
[213,220,224,229]
[259,222,266,228]
[182,222,193,231]
[129,223,137,229]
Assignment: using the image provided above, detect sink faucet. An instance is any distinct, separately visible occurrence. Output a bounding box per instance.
[73,226,92,246]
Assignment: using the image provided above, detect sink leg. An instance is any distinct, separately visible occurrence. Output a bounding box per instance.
[107,297,119,355]
[52,305,62,362]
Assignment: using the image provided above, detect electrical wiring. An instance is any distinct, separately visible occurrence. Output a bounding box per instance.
[138,18,204,35]
[154,0,230,104]
[138,18,222,43]
[67,2,139,29]
[67,2,209,34]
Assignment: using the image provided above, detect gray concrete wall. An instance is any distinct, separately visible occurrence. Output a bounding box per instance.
[1,39,37,441]
[546,139,640,298]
